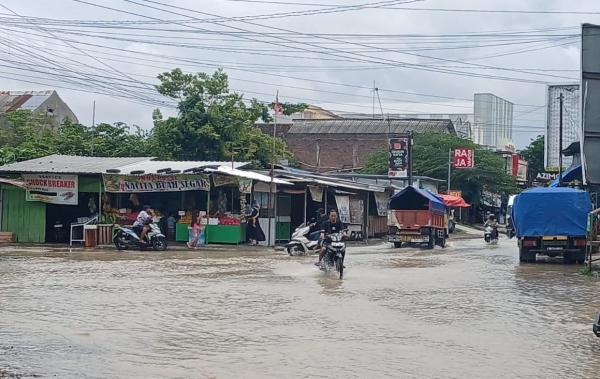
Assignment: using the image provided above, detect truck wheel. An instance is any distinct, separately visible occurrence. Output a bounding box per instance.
[575,250,586,264]
[563,254,575,264]
[427,229,435,249]
[438,237,446,248]
[519,247,536,263]
[519,247,527,262]
[393,242,402,248]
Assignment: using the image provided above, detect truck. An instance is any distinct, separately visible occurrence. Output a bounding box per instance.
[512,187,592,264]
[388,186,447,249]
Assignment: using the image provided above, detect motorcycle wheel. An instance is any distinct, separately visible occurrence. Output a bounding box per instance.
[113,233,128,251]
[152,237,168,251]
[287,244,304,256]
[337,256,344,279]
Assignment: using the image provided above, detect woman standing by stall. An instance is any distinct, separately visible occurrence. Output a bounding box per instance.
[246,202,265,245]
[187,211,205,249]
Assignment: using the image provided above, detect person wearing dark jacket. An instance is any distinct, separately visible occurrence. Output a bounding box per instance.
[315,210,345,266]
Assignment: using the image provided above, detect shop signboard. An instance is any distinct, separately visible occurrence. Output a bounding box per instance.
[103,173,210,193]
[238,178,252,194]
[535,172,558,182]
[453,148,474,169]
[448,190,462,198]
[213,174,238,187]
[23,173,78,205]
[334,195,350,223]
[373,191,389,216]
[388,137,410,177]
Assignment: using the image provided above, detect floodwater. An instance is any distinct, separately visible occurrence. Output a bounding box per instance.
[2,238,600,379]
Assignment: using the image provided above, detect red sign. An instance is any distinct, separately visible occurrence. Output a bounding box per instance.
[448,190,462,198]
[453,148,474,169]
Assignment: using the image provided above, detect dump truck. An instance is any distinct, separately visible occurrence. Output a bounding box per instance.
[512,187,592,263]
[388,186,447,249]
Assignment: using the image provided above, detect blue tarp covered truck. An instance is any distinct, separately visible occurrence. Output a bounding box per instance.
[512,187,592,263]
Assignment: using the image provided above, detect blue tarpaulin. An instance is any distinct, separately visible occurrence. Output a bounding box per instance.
[549,164,582,187]
[390,186,446,213]
[512,187,591,237]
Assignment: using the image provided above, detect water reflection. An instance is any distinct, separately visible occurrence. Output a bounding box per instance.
[1,240,600,378]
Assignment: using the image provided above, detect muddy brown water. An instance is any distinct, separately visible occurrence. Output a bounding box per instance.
[1,238,600,378]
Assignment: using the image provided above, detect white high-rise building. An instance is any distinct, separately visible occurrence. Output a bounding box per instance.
[473,93,514,150]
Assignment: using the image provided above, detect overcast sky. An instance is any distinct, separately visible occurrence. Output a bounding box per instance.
[0,0,597,148]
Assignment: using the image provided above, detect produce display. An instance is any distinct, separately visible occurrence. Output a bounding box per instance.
[218,216,241,226]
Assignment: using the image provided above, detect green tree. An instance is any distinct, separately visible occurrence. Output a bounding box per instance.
[520,135,544,182]
[362,133,518,206]
[153,68,293,166]
[0,110,150,164]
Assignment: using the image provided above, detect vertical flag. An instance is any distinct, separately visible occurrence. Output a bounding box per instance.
[273,93,283,115]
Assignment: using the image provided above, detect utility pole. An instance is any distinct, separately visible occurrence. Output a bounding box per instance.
[268,91,279,247]
[558,93,564,187]
[447,149,452,193]
[372,80,376,119]
[408,132,414,186]
[91,100,96,156]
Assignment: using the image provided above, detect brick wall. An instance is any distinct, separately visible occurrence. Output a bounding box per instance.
[285,133,388,172]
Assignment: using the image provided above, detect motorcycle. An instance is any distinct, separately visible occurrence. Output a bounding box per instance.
[113,222,167,251]
[484,225,498,245]
[286,222,320,256]
[319,232,347,279]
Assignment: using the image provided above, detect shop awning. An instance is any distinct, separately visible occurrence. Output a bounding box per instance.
[439,193,471,208]
[549,164,582,187]
[0,177,27,189]
[206,166,294,185]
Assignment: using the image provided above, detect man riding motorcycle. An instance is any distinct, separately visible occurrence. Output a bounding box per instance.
[315,210,345,266]
[133,205,153,244]
[484,214,499,240]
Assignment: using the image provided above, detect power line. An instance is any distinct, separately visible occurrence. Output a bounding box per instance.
[71,0,566,85]
[135,0,576,82]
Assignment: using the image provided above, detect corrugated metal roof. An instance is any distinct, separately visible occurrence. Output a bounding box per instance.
[0,90,53,112]
[273,169,386,193]
[287,118,455,135]
[113,160,249,174]
[205,166,293,185]
[0,155,153,174]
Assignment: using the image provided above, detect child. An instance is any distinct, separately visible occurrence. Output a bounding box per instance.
[187,211,205,249]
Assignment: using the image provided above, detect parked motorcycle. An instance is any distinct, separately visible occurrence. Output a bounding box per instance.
[286,223,320,256]
[113,222,167,251]
[319,232,347,279]
[484,225,498,245]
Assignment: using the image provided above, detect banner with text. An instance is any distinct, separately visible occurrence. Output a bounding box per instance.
[334,195,351,224]
[103,173,210,193]
[388,137,410,177]
[453,147,474,169]
[24,173,78,205]
[373,191,389,216]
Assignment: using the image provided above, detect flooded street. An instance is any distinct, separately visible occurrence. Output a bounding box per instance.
[2,238,600,378]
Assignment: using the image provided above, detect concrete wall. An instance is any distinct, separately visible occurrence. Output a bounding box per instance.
[36,91,79,126]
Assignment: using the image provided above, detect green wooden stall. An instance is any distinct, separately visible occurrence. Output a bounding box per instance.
[1,185,46,243]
